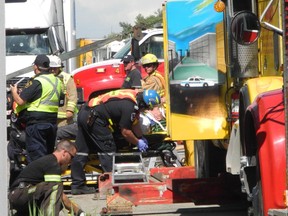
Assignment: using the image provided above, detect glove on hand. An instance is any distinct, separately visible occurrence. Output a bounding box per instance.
[137,139,148,152]
[141,136,148,145]
[77,209,86,216]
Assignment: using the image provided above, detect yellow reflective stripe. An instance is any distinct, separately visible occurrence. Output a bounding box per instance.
[158,89,165,97]
[28,186,36,194]
[44,174,61,182]
[67,101,77,107]
[108,125,114,132]
[57,111,67,118]
[89,89,137,107]
[108,118,113,125]
[46,184,58,216]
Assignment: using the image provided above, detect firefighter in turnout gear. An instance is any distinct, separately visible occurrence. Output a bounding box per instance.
[141,53,166,133]
[70,89,161,195]
[10,54,63,162]
[8,140,86,216]
[141,53,165,98]
[49,55,78,127]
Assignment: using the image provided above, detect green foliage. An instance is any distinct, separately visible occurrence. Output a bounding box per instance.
[119,22,133,38]
[135,9,162,30]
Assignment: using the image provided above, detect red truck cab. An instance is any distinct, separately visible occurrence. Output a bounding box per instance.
[72,28,167,102]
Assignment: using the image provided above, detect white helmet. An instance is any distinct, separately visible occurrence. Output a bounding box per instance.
[49,55,63,68]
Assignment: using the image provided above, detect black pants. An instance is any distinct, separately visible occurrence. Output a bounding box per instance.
[25,123,57,162]
[71,105,116,189]
[9,182,63,216]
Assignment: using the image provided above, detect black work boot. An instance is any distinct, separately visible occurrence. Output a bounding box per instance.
[71,185,96,195]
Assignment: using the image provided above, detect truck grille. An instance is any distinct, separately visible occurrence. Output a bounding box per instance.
[7,77,30,89]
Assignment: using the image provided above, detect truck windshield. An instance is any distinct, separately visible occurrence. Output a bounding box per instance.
[112,33,164,60]
[6,29,51,56]
[113,38,132,59]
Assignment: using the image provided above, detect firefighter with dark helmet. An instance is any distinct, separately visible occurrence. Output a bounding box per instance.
[70,89,161,195]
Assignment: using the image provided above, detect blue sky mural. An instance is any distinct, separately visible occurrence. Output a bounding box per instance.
[167,0,223,51]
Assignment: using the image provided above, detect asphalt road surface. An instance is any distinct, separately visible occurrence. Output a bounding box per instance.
[62,193,249,216]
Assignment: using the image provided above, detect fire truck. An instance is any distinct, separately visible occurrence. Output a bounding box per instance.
[238,0,288,215]
[72,27,172,102]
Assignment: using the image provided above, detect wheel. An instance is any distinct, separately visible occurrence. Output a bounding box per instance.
[252,180,264,216]
[194,140,209,178]
[194,140,227,178]
[203,83,208,87]
[185,83,189,87]
[252,154,264,216]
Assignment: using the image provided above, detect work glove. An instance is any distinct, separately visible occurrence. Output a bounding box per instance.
[141,136,148,145]
[137,138,148,152]
[77,209,86,216]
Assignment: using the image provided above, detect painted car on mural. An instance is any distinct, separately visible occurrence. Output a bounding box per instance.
[180,76,216,87]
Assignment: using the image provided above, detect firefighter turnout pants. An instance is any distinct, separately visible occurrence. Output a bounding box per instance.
[8,182,63,216]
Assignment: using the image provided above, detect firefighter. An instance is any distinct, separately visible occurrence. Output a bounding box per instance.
[10,54,63,162]
[141,53,165,99]
[141,53,166,131]
[49,55,78,127]
[121,55,142,89]
[70,89,161,195]
[8,139,86,216]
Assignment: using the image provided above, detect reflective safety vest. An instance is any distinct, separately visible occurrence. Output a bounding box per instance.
[14,101,27,115]
[14,77,35,115]
[27,74,62,113]
[88,89,138,107]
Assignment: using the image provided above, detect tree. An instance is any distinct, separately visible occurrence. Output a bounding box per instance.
[135,9,162,30]
[106,9,162,39]
[119,22,133,38]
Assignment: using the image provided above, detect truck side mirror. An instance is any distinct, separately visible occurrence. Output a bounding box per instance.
[131,25,143,61]
[48,26,65,55]
[131,38,140,61]
[231,11,260,46]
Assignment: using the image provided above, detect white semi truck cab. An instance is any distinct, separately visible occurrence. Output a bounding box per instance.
[5,0,76,86]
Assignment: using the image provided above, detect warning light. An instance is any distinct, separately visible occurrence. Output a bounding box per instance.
[214,0,225,12]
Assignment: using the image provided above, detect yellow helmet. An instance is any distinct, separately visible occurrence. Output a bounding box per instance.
[141,53,158,65]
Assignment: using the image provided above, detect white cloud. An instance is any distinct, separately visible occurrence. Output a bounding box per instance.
[75,0,164,39]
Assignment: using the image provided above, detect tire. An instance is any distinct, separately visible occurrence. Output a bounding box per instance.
[239,87,250,150]
[194,140,227,178]
[203,83,208,87]
[185,83,189,87]
[194,140,209,178]
[252,154,264,216]
[252,180,263,216]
